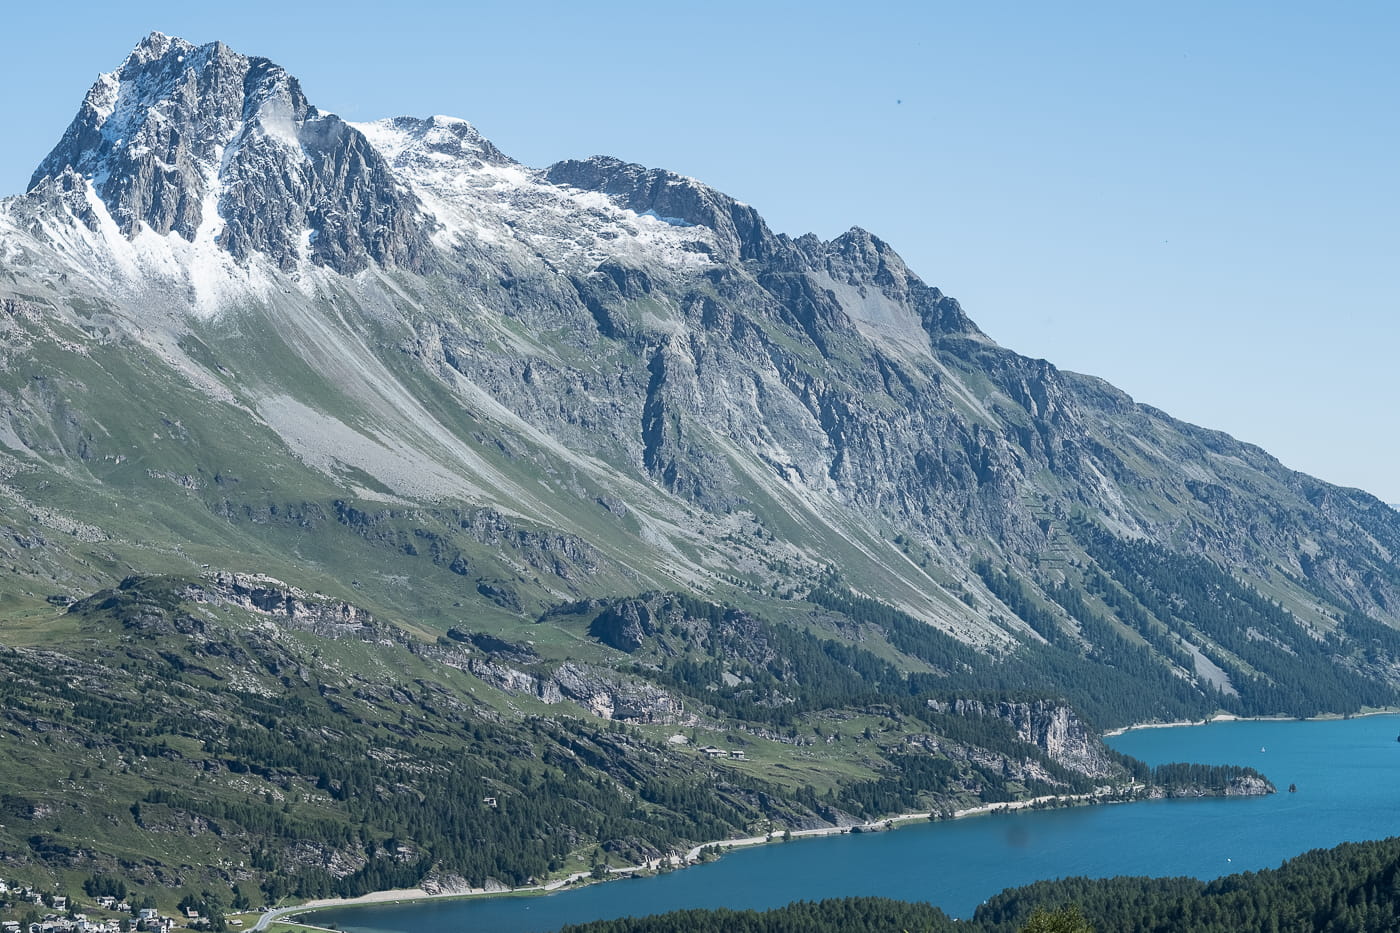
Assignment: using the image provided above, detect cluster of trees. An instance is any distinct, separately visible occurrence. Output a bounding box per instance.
[558,899,1093,933]
[156,703,768,900]
[977,835,1400,931]
[811,518,1400,730]
[1148,762,1269,793]
[605,589,1264,817]
[837,752,1021,814]
[807,583,986,675]
[644,609,904,727]
[969,560,1224,729]
[177,891,227,931]
[82,875,129,900]
[622,594,1108,812]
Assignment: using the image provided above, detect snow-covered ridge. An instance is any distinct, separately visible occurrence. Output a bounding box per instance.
[16,31,937,339]
[350,116,720,270]
[20,31,723,311]
[0,167,311,322]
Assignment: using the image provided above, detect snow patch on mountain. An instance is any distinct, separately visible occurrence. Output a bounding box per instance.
[0,169,296,320]
[638,210,694,227]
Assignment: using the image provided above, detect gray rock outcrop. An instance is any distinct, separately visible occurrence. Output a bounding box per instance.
[935,698,1117,779]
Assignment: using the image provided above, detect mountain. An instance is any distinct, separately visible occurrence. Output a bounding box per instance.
[0,33,1396,909]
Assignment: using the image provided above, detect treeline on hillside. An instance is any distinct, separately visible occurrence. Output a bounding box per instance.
[810,582,1220,731]
[562,835,1400,933]
[578,586,1283,801]
[975,834,1400,932]
[808,520,1400,729]
[4,577,1141,907]
[5,555,1317,905]
[640,603,906,727]
[9,578,1147,905]
[1071,518,1399,718]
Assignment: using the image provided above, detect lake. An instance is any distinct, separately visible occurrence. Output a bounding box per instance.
[313,714,1400,932]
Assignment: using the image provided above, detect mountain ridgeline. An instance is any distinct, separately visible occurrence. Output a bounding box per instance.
[0,32,1396,906]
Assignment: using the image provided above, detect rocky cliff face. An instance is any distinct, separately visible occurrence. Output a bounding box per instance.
[544,156,787,264]
[181,572,384,639]
[464,656,692,724]
[936,699,1117,779]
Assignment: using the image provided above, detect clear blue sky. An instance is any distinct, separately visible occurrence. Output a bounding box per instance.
[2,1,1396,500]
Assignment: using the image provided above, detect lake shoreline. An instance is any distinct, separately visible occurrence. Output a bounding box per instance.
[281,792,1120,926]
[1101,707,1400,738]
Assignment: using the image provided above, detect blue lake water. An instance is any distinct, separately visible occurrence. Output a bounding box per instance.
[313,715,1400,933]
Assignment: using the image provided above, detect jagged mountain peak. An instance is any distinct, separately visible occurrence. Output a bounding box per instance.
[27,33,432,275]
[128,30,194,62]
[31,34,296,199]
